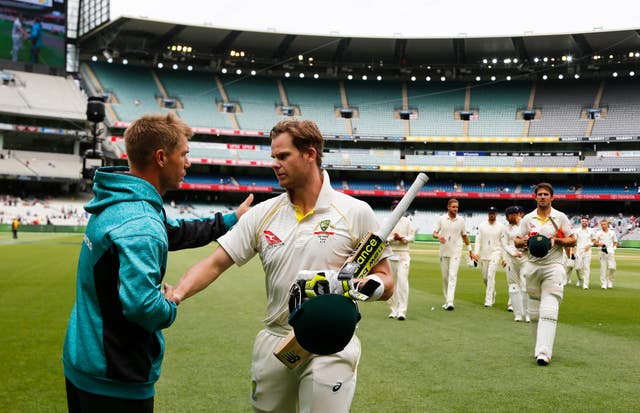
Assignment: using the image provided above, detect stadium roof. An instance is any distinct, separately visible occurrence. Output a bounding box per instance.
[78,17,640,81]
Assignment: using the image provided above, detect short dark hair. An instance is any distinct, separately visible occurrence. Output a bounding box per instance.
[269,119,324,168]
[534,182,554,196]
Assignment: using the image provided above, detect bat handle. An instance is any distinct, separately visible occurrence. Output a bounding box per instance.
[378,172,428,239]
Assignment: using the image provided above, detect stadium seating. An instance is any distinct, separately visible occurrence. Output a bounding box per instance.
[528,80,598,137]
[0,70,86,121]
[281,78,347,135]
[583,154,640,169]
[1,150,81,180]
[406,82,466,136]
[90,63,171,122]
[520,156,580,167]
[405,154,457,167]
[345,80,405,136]
[220,75,284,132]
[591,79,640,136]
[160,71,235,128]
[468,81,529,136]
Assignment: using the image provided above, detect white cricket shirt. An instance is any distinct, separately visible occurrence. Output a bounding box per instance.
[387,216,414,256]
[474,221,505,260]
[595,229,617,251]
[218,170,391,335]
[575,227,595,255]
[434,213,468,257]
[517,208,574,265]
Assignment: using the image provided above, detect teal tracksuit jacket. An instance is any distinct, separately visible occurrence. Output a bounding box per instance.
[63,166,236,399]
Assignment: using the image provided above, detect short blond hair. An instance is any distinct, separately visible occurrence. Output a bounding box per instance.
[124,113,192,168]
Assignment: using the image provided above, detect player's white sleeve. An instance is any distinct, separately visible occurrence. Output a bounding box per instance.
[501,228,518,257]
[473,225,482,256]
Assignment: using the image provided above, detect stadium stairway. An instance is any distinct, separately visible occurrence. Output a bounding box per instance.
[215,76,240,130]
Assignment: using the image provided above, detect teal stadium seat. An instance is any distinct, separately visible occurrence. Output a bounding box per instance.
[220,75,285,132]
[90,63,171,122]
[282,78,347,135]
[407,83,466,136]
[468,81,529,136]
[344,80,405,136]
[158,71,235,129]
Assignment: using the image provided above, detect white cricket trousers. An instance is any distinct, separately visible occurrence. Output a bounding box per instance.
[440,255,461,305]
[250,328,360,413]
[505,256,527,320]
[523,261,565,360]
[575,252,592,288]
[598,252,616,288]
[388,251,411,316]
[480,257,500,306]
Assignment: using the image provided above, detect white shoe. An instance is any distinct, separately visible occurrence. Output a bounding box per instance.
[514,316,523,322]
[525,315,531,323]
[445,303,455,311]
[397,314,406,321]
[576,281,582,287]
[388,312,398,319]
[601,285,607,289]
[583,285,589,290]
[607,281,613,289]
[507,304,513,312]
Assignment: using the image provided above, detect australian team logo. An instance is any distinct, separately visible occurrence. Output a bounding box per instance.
[264,230,284,249]
[313,219,335,244]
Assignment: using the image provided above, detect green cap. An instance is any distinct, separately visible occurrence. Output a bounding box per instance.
[288,294,361,355]
[528,234,551,258]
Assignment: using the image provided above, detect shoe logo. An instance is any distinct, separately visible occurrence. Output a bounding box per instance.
[332,382,343,392]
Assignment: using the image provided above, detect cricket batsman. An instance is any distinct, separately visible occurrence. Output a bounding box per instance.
[166,119,394,412]
[515,183,575,366]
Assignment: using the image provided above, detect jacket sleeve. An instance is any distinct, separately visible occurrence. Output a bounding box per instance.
[165,211,237,251]
[115,233,176,332]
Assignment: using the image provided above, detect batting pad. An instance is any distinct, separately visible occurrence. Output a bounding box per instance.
[536,296,560,359]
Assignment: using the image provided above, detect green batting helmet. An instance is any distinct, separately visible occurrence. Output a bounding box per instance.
[528,234,551,258]
[288,294,361,355]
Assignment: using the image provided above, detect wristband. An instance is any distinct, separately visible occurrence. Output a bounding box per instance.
[467,244,472,251]
[361,274,385,301]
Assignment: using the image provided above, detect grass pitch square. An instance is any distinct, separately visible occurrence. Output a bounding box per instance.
[1,234,639,412]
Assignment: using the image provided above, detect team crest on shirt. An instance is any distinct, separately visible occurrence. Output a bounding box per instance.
[313,219,335,244]
[263,230,284,249]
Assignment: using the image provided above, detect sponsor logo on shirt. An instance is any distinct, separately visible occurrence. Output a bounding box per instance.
[313,219,335,244]
[264,230,284,249]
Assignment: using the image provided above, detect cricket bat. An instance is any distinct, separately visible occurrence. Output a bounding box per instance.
[274,172,428,368]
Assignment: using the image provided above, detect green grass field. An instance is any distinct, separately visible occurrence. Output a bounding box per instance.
[1,233,639,412]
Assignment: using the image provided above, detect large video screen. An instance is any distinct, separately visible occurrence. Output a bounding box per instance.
[0,0,66,69]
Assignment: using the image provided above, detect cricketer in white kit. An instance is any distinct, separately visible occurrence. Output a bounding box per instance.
[433,199,474,310]
[515,183,575,366]
[595,219,618,289]
[473,207,505,307]
[387,203,414,320]
[501,206,528,322]
[167,120,393,413]
[573,217,596,289]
